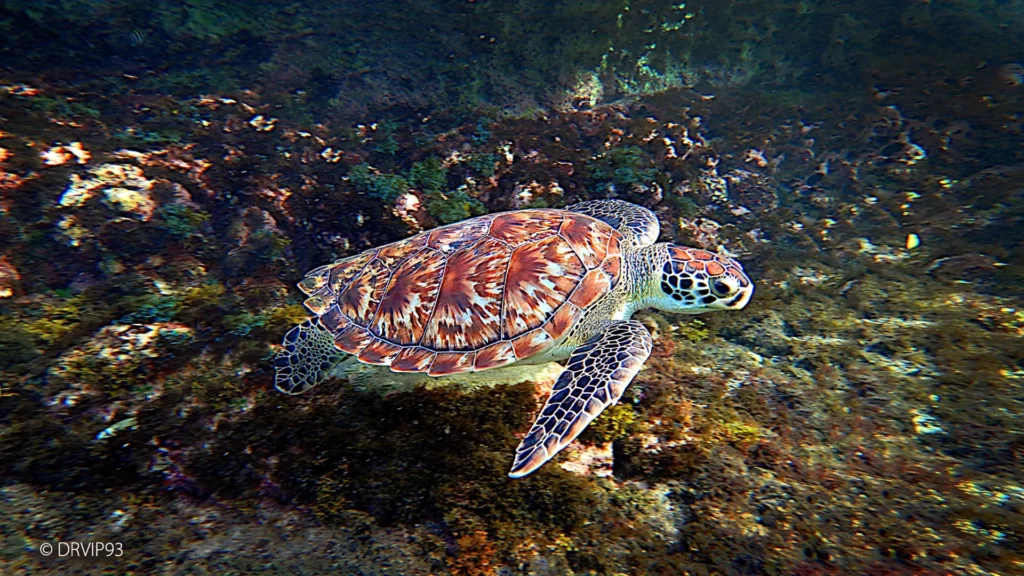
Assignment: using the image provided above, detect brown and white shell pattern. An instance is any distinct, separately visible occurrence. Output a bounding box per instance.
[297,209,623,376]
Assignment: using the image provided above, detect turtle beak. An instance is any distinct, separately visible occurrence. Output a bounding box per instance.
[723,283,754,310]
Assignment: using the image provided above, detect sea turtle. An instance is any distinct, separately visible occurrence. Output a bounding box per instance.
[275,200,753,477]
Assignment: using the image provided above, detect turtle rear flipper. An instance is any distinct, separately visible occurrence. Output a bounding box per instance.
[275,320,344,394]
[508,320,653,478]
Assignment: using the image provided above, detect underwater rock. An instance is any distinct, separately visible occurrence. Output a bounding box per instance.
[59,163,156,218]
[926,253,1006,283]
[722,168,779,215]
[510,180,562,208]
[48,322,193,404]
[40,142,90,166]
[558,441,614,477]
[676,218,725,251]
[554,71,604,112]
[55,163,159,250]
[0,255,20,299]
[997,62,1024,87]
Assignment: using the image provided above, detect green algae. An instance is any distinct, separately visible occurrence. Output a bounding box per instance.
[467,153,499,178]
[719,421,761,449]
[0,324,37,371]
[180,282,228,310]
[588,145,659,189]
[371,119,400,156]
[48,323,194,395]
[348,163,409,202]
[184,362,247,410]
[159,204,211,239]
[411,156,489,224]
[584,403,637,444]
[409,157,447,195]
[118,292,181,324]
[427,188,488,225]
[13,295,88,346]
[263,303,309,331]
[676,319,710,342]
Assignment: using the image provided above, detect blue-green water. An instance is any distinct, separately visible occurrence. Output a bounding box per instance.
[0,1,1022,573]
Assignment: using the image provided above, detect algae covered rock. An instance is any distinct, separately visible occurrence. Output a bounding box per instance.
[55,162,159,250]
[48,322,193,399]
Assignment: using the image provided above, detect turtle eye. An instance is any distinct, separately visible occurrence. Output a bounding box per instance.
[711,279,734,297]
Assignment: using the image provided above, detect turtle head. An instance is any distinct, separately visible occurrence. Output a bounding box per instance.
[651,245,753,314]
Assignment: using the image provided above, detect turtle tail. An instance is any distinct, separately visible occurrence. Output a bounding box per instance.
[274,319,344,394]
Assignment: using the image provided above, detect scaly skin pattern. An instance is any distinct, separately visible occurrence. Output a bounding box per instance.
[541,242,753,362]
[508,319,654,478]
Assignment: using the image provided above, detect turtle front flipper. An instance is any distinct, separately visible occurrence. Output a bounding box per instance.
[566,199,660,248]
[274,319,344,394]
[508,320,653,478]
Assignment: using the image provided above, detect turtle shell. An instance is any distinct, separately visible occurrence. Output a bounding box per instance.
[297,209,623,376]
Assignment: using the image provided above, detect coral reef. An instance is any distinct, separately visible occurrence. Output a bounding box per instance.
[0,1,1022,574]
[1,0,1019,125]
